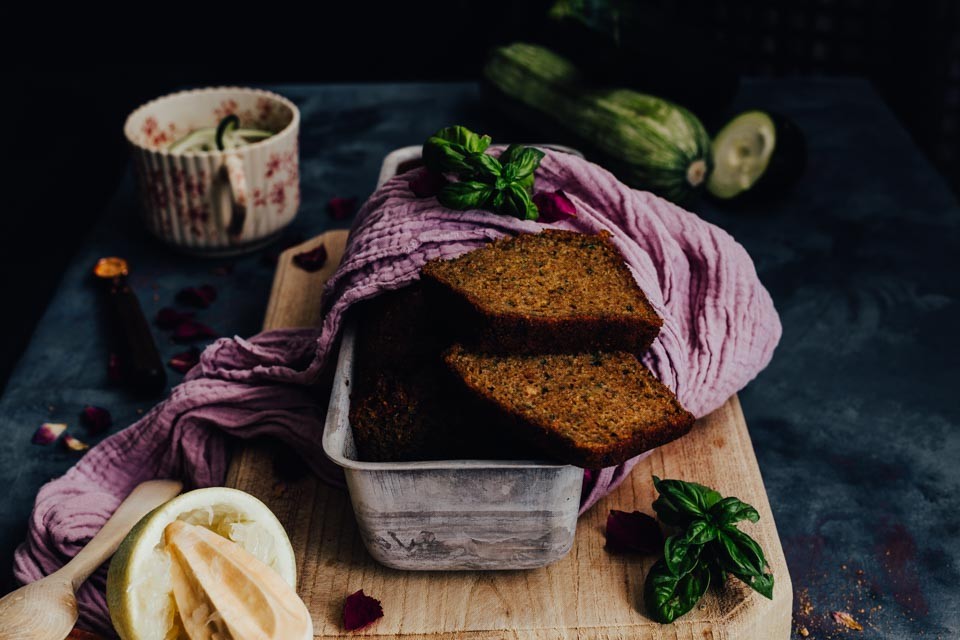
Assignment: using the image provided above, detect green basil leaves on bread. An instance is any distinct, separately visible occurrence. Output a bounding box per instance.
[419,126,546,220]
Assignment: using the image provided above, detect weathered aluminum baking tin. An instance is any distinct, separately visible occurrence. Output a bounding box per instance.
[322,324,583,570]
[321,144,585,570]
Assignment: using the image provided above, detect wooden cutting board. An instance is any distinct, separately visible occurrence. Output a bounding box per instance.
[226,229,792,639]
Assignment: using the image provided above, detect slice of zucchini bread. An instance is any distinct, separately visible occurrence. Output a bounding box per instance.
[443,346,695,468]
[421,230,662,355]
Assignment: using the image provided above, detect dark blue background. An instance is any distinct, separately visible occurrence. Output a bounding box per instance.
[1,80,957,637]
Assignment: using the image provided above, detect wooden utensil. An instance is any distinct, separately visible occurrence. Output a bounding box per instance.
[0,479,182,640]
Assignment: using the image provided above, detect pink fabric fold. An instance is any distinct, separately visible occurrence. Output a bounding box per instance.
[13,149,780,636]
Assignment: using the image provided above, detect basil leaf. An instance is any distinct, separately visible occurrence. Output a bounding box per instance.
[516,171,535,193]
[663,534,701,577]
[715,528,767,578]
[644,558,710,623]
[710,496,760,529]
[432,125,491,154]
[681,519,719,546]
[423,139,473,174]
[438,181,494,210]
[731,568,774,600]
[422,126,492,174]
[489,189,507,212]
[652,476,723,526]
[505,146,545,180]
[498,143,525,166]
[464,152,502,179]
[505,183,539,220]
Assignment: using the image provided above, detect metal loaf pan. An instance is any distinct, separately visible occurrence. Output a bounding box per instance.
[321,144,585,570]
[322,324,583,570]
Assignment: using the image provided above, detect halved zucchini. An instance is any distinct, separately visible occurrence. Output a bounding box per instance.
[707,110,806,202]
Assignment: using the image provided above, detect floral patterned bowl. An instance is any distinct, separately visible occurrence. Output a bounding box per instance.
[124,87,300,255]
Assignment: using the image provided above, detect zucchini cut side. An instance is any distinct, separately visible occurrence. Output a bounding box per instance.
[707,111,776,199]
[707,110,807,203]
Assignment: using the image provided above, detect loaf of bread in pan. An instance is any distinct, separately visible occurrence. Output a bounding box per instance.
[350,231,693,467]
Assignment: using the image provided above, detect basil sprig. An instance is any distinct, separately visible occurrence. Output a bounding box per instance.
[645,477,773,623]
[420,126,545,220]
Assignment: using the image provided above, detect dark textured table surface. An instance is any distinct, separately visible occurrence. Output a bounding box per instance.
[1,80,957,638]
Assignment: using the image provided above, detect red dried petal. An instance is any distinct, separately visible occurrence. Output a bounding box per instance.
[327,196,358,220]
[156,307,195,330]
[343,589,383,631]
[172,319,217,343]
[292,244,328,272]
[107,352,123,384]
[210,264,234,276]
[533,190,577,222]
[175,285,218,309]
[831,611,863,631]
[408,169,446,198]
[168,347,202,374]
[605,510,663,554]
[32,422,66,445]
[62,434,90,452]
[80,406,112,434]
[261,233,307,267]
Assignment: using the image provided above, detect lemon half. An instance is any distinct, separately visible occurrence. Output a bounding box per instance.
[106,487,297,640]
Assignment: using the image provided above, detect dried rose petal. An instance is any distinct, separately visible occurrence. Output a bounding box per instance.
[107,352,123,384]
[62,434,90,452]
[155,307,195,329]
[210,264,234,276]
[343,589,383,631]
[172,319,217,343]
[605,510,663,554]
[261,233,307,267]
[80,406,112,434]
[32,422,66,445]
[175,285,217,309]
[327,196,358,220]
[831,611,863,631]
[168,347,202,374]
[408,169,446,198]
[293,244,328,272]
[533,190,577,222]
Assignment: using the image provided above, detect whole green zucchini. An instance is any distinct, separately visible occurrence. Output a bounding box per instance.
[483,43,712,204]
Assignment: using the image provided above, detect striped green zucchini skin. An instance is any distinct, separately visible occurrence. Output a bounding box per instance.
[484,43,713,204]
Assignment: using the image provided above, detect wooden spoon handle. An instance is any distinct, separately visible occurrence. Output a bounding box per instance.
[60,479,183,587]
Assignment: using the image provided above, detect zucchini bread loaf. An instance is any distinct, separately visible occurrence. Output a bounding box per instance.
[350,230,694,467]
[421,229,662,355]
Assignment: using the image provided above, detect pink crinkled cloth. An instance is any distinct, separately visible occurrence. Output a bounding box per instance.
[14,149,780,635]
